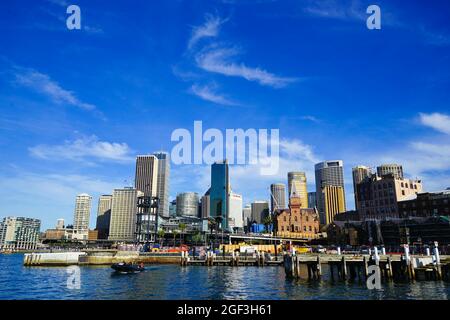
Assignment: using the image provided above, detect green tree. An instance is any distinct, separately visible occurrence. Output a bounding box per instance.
[263,215,273,234]
[192,232,203,245]
[173,230,179,247]
[157,229,165,247]
[178,223,187,244]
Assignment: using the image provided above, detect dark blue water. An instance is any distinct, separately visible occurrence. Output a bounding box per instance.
[0,254,449,300]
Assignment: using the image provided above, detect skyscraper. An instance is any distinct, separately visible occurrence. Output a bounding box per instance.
[96,195,112,239]
[73,193,92,239]
[201,189,211,219]
[176,192,199,217]
[307,192,317,209]
[270,183,286,213]
[251,201,270,224]
[315,161,346,225]
[287,172,308,208]
[109,187,143,241]
[352,165,372,210]
[135,155,159,197]
[377,164,404,179]
[210,160,230,230]
[228,192,243,230]
[153,152,170,217]
[322,185,346,225]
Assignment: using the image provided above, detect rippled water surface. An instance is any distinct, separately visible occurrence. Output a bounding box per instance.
[0,254,449,300]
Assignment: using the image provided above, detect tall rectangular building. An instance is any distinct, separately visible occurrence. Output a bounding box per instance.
[73,193,92,239]
[109,187,143,242]
[251,201,270,224]
[315,161,346,225]
[270,183,286,213]
[352,166,372,210]
[287,172,308,208]
[322,185,346,225]
[307,192,317,209]
[210,160,230,230]
[153,152,170,217]
[135,155,159,197]
[228,192,243,230]
[96,195,112,240]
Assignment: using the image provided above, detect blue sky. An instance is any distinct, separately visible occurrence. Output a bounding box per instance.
[1,0,449,230]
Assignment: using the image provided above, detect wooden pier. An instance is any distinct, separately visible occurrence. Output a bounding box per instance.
[283,253,450,282]
[180,251,283,267]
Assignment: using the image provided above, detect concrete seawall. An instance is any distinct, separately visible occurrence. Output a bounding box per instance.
[24,250,181,266]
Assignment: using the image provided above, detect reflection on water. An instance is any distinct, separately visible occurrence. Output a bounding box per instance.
[0,254,448,300]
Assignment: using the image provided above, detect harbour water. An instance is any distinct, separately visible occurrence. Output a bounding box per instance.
[1,254,449,300]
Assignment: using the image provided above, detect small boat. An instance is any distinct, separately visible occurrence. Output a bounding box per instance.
[111,262,145,274]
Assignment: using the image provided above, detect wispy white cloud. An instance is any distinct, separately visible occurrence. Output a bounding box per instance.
[29,135,134,164]
[196,46,296,88]
[419,112,450,135]
[0,170,124,228]
[300,115,322,123]
[190,83,239,106]
[303,0,365,21]
[14,68,99,111]
[188,14,227,49]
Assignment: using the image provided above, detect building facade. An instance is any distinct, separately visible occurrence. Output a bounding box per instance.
[287,172,308,208]
[135,155,159,197]
[322,185,346,225]
[315,160,346,224]
[153,152,170,217]
[73,193,92,240]
[176,192,200,217]
[377,163,404,179]
[352,165,372,210]
[96,194,112,240]
[0,217,41,250]
[201,189,210,219]
[307,192,317,209]
[251,201,270,224]
[228,192,243,230]
[108,187,143,242]
[210,160,230,230]
[275,194,320,239]
[270,183,286,213]
[356,173,423,220]
[398,190,450,218]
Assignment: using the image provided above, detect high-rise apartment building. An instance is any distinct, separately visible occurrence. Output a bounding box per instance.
[352,165,372,210]
[109,187,143,241]
[322,185,346,225]
[0,217,41,250]
[377,164,404,179]
[270,183,286,213]
[135,155,159,197]
[96,194,112,240]
[153,152,170,217]
[210,160,230,230]
[315,161,346,224]
[73,193,92,240]
[287,172,308,207]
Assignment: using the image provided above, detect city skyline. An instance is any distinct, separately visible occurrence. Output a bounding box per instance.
[1,0,450,230]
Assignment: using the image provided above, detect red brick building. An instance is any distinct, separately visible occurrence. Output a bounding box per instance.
[275,193,320,239]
